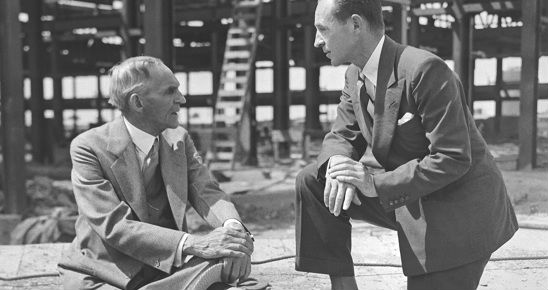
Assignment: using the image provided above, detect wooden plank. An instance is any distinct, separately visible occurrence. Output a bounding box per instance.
[0,245,24,279]
[227,38,252,47]
[0,244,67,289]
[518,0,540,169]
[225,50,251,59]
[223,63,250,72]
[221,76,248,84]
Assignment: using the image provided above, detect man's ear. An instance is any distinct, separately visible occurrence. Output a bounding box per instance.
[350,14,364,32]
[128,93,144,112]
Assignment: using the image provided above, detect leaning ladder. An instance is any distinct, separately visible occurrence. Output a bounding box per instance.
[207,0,263,168]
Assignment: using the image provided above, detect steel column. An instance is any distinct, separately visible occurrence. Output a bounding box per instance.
[144,0,173,67]
[243,64,258,166]
[518,0,541,169]
[50,3,64,142]
[408,13,420,47]
[494,57,503,137]
[273,0,291,159]
[121,0,139,59]
[304,23,322,133]
[452,10,473,111]
[27,0,47,163]
[391,3,408,45]
[97,75,104,124]
[0,0,28,214]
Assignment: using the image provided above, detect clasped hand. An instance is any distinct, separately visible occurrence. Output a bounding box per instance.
[324,155,377,216]
[184,223,253,283]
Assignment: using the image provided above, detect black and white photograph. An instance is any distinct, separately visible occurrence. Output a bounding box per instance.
[0,0,547,289]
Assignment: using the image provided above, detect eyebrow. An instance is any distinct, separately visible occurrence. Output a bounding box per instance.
[164,85,178,94]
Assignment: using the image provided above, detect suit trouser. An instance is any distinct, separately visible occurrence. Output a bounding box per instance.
[59,256,219,290]
[295,163,490,290]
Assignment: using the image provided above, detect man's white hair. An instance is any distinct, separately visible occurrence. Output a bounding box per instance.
[108,56,165,113]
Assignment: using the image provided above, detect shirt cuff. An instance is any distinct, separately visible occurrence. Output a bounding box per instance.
[223,219,242,228]
[173,233,189,268]
[224,219,254,241]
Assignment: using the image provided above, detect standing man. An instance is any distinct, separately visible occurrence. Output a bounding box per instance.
[58,56,265,290]
[295,1,518,289]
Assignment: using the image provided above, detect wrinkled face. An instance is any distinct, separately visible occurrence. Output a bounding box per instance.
[314,0,356,66]
[140,64,186,133]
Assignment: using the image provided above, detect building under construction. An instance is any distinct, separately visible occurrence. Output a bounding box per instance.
[0,0,547,215]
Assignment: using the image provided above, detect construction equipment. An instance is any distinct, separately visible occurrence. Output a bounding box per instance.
[207,0,263,168]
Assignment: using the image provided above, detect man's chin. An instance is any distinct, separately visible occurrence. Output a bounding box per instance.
[330,59,342,66]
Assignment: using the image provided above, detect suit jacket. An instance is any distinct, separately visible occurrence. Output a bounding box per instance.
[59,117,241,288]
[317,36,518,276]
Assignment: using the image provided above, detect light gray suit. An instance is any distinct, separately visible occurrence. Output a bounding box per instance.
[59,117,241,289]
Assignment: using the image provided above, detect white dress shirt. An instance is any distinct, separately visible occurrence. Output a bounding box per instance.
[361,35,385,96]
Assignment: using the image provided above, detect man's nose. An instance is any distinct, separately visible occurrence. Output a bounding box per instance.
[176,91,186,105]
[314,31,323,48]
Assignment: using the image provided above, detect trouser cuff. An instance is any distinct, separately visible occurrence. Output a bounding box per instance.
[295,256,355,277]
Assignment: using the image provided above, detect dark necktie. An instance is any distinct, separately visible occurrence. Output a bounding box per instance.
[143,138,160,209]
[359,73,375,120]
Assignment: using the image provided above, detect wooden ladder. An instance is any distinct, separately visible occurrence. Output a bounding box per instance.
[207,0,263,168]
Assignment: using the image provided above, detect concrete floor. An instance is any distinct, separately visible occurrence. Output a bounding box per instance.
[1,166,547,289]
[1,217,547,290]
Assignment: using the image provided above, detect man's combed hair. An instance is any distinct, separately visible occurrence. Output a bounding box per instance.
[333,0,384,30]
[108,56,164,113]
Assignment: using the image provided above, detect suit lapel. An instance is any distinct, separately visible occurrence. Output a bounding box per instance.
[372,37,403,165]
[107,117,150,223]
[160,132,188,231]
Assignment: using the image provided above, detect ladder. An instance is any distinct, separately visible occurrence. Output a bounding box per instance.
[207,0,263,168]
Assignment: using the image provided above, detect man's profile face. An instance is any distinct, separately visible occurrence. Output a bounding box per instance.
[139,64,186,133]
[314,0,356,66]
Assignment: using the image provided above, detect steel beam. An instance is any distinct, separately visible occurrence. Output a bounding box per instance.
[144,0,173,67]
[0,0,28,214]
[41,14,122,32]
[28,82,548,111]
[518,0,541,170]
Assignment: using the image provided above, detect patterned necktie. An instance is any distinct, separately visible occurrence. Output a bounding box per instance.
[359,73,376,120]
[142,138,160,203]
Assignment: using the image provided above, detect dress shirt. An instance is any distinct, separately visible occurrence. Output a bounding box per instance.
[361,35,385,92]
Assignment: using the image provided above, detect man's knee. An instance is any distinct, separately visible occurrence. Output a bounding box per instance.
[296,163,318,191]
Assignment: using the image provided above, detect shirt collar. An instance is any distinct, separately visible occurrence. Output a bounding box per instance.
[361,35,385,86]
[123,117,158,154]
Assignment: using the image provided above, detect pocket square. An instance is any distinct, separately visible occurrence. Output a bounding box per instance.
[397,112,414,126]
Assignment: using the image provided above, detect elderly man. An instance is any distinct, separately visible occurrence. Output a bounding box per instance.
[58,56,266,290]
[295,0,518,289]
